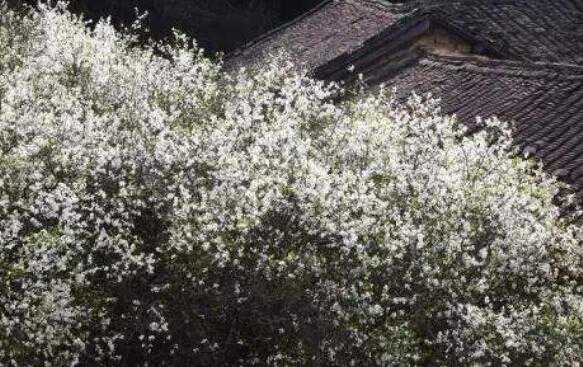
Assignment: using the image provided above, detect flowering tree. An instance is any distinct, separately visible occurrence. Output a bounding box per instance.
[0,3,582,366]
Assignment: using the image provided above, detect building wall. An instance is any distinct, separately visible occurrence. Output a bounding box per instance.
[415,27,473,56]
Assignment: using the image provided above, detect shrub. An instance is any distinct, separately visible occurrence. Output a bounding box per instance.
[0,3,582,366]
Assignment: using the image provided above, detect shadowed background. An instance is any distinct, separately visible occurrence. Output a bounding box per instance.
[6,0,322,53]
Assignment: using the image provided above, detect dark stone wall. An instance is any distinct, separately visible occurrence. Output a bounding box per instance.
[6,0,322,53]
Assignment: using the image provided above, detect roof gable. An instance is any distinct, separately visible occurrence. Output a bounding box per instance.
[414,0,583,64]
[314,13,500,82]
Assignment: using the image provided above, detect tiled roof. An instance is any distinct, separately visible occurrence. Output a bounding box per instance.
[228,0,583,69]
[225,0,402,71]
[375,55,583,193]
[410,0,583,64]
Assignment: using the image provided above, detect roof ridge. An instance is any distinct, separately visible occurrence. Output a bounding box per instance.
[423,54,583,78]
[364,0,407,11]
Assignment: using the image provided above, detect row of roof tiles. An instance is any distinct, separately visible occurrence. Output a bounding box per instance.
[383,56,583,192]
[226,0,401,71]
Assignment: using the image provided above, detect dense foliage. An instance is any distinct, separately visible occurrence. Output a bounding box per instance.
[1,3,582,366]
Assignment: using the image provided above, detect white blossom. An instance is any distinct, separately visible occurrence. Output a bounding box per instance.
[0,2,582,366]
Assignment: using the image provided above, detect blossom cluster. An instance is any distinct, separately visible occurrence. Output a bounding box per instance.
[0,2,582,366]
